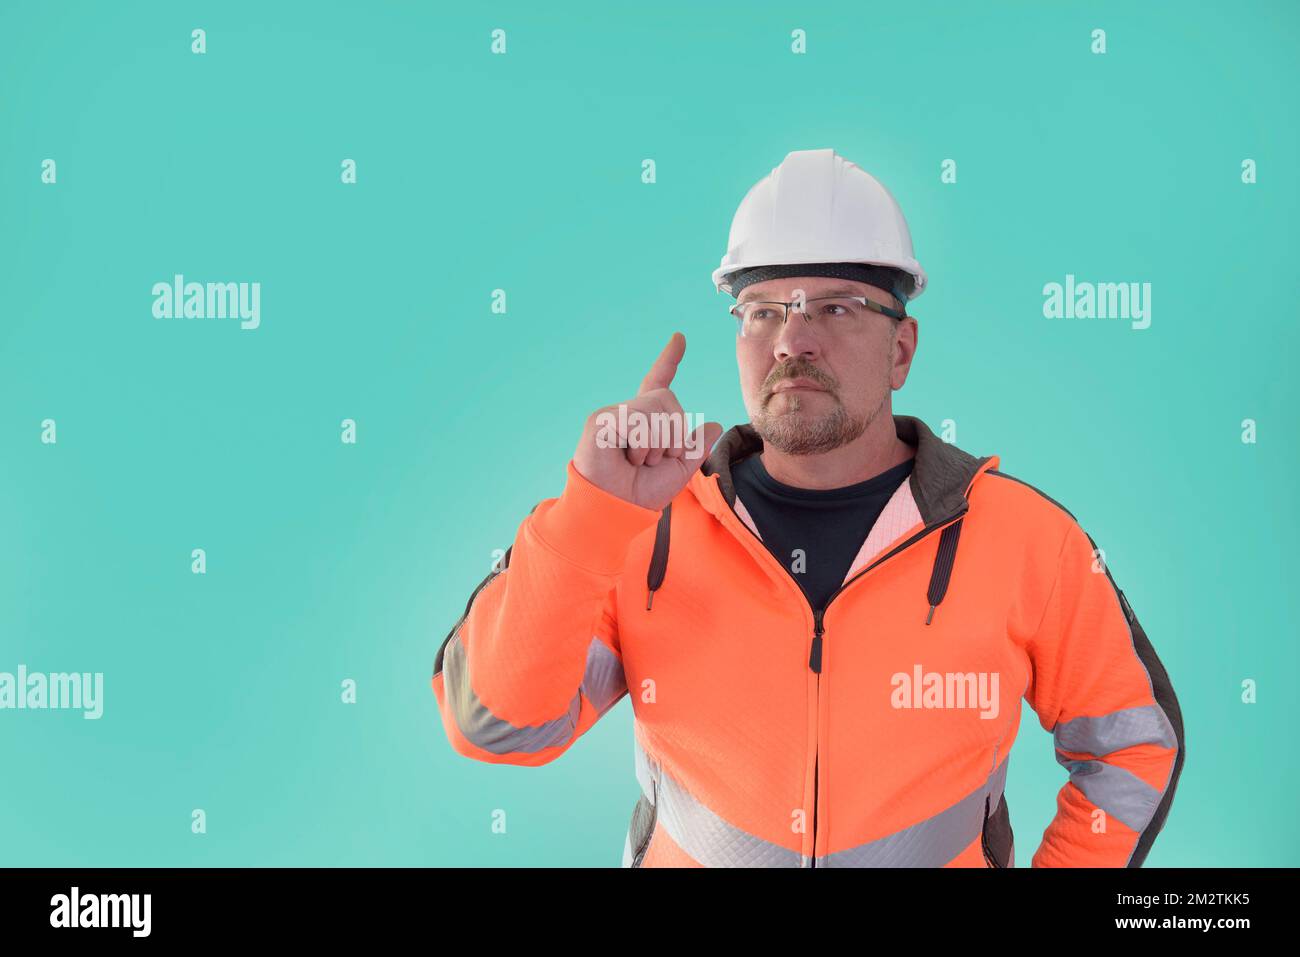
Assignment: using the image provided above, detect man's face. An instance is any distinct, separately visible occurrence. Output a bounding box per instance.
[735,276,918,455]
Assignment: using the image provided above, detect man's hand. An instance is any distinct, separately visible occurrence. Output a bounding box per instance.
[572,332,724,512]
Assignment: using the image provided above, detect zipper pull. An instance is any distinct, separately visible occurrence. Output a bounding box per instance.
[809,609,825,673]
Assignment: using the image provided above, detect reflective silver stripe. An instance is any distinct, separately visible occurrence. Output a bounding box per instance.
[621,830,634,868]
[818,757,1009,867]
[444,634,625,754]
[1054,704,1176,757]
[582,638,626,714]
[1056,753,1163,833]
[633,735,802,867]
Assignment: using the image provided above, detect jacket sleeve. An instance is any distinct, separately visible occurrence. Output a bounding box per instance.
[1023,520,1186,867]
[431,459,662,767]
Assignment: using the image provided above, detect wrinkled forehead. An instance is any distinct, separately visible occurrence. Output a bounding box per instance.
[736,276,896,304]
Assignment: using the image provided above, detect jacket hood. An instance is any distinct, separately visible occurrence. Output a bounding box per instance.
[696,414,996,526]
[642,415,999,621]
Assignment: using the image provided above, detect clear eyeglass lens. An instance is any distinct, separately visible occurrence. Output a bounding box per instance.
[735,297,875,338]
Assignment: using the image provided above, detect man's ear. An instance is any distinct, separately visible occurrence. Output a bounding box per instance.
[895,314,918,344]
[890,315,919,388]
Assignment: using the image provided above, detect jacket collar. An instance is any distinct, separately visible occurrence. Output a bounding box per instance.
[695,414,997,526]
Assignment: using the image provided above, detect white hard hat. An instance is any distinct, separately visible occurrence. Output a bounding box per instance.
[712,148,927,302]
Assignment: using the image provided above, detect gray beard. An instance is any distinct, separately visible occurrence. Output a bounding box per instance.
[751,391,881,456]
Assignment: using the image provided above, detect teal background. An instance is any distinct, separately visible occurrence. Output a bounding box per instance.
[1,0,1295,866]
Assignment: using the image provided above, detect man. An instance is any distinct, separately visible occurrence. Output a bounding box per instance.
[432,148,1185,868]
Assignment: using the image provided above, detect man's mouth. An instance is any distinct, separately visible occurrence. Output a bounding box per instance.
[770,377,827,394]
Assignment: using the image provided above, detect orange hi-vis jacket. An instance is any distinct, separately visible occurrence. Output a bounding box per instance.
[432,415,1186,867]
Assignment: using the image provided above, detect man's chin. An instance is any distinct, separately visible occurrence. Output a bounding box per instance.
[753,417,846,455]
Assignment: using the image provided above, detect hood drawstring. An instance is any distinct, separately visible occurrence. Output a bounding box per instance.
[646,504,672,610]
[645,501,966,623]
[925,517,965,625]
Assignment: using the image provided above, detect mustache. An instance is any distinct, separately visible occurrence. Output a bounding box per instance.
[763,361,836,395]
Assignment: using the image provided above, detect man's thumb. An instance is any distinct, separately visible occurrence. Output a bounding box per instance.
[685,421,725,469]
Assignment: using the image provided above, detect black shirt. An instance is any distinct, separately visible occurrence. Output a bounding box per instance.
[731,452,916,611]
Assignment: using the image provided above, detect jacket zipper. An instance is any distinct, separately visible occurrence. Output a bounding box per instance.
[810,608,825,866]
[711,477,970,867]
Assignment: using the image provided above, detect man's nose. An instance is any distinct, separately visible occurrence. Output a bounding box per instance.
[772,311,822,362]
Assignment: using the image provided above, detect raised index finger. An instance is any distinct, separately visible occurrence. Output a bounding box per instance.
[638,331,686,396]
